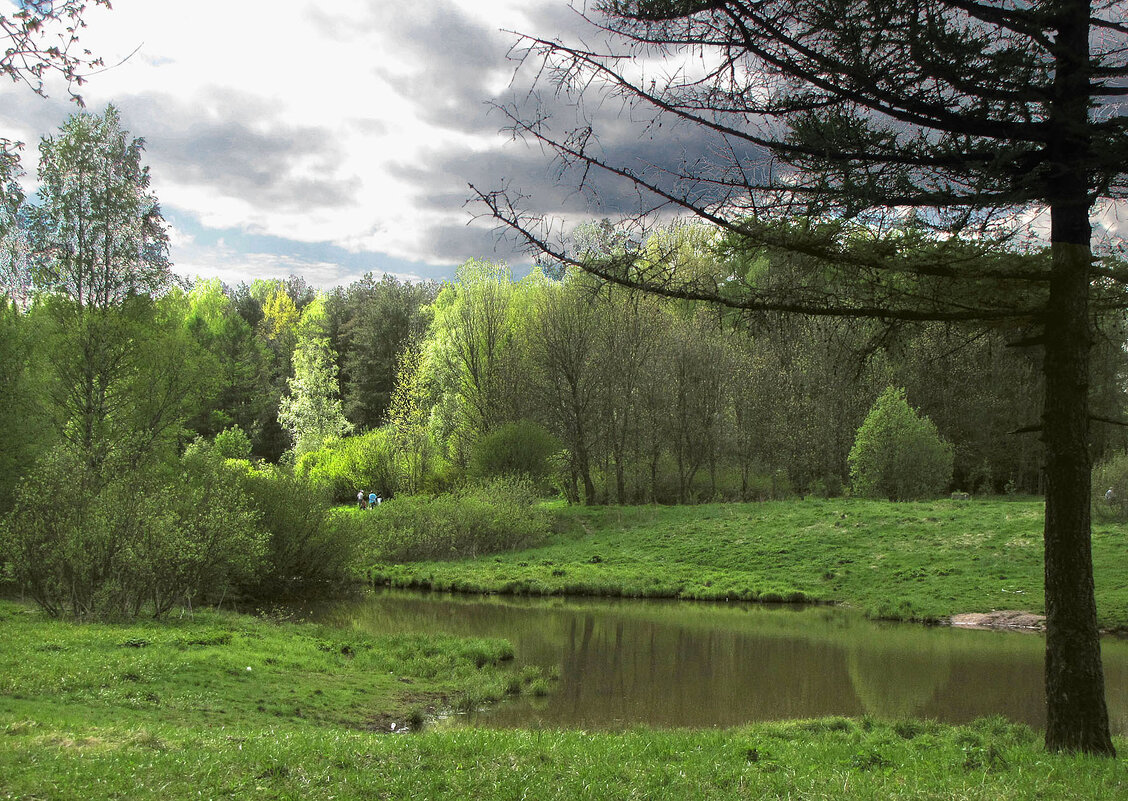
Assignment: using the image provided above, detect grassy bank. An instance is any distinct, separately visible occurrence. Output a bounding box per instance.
[2,600,1123,799]
[0,600,550,734]
[3,710,1124,799]
[367,498,1128,628]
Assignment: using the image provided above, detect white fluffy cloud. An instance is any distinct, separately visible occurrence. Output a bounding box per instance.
[1,0,588,285]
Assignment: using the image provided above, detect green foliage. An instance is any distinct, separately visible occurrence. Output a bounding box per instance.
[386,344,444,494]
[212,425,252,460]
[327,273,438,431]
[0,299,53,513]
[1,444,264,619]
[1093,451,1128,523]
[184,279,267,441]
[236,465,361,597]
[277,333,353,457]
[296,427,400,503]
[848,387,954,501]
[161,442,267,611]
[30,105,171,307]
[425,260,536,464]
[468,419,560,486]
[355,477,550,563]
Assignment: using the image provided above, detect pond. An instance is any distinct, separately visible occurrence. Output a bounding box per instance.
[307,590,1128,733]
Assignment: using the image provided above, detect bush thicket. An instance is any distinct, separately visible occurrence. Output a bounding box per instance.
[1,444,264,619]
[468,420,560,488]
[848,386,953,501]
[1093,451,1128,522]
[353,477,550,563]
[213,425,253,460]
[236,463,363,597]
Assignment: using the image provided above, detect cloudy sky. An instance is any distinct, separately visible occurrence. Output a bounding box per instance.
[1,0,630,288]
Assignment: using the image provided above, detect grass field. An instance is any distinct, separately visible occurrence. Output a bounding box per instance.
[4,499,1127,798]
[368,497,1128,629]
[1,600,1123,799]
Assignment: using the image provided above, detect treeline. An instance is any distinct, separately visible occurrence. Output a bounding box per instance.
[0,109,405,618]
[323,254,1122,506]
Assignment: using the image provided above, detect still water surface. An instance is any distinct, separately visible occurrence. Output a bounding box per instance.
[309,590,1128,732]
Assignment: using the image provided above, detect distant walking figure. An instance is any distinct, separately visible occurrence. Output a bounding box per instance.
[1106,487,1115,503]
[369,492,377,509]
[357,490,366,510]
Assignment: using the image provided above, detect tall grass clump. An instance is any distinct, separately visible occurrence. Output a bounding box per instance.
[356,477,550,562]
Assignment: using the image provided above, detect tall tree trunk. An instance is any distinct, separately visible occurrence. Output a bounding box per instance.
[578,441,596,506]
[1042,231,1113,756]
[1040,0,1114,756]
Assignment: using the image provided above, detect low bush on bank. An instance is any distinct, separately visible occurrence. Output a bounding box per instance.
[0,440,372,619]
[235,462,365,598]
[1,444,265,620]
[347,477,551,563]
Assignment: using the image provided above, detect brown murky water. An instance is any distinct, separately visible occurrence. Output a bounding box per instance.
[309,590,1128,732]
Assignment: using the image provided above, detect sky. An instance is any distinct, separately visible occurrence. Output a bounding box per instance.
[6,2,1125,292]
[0,0,625,288]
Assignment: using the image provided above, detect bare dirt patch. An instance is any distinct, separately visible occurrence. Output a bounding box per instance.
[949,610,1045,631]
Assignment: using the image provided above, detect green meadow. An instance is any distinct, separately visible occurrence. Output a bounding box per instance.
[1,599,1124,800]
[368,497,1128,629]
[4,498,1128,798]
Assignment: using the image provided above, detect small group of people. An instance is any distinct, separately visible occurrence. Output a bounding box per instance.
[357,490,382,510]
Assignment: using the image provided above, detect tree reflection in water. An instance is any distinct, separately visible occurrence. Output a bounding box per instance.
[306,590,1126,732]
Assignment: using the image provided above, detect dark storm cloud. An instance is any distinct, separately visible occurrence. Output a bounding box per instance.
[117,89,360,213]
[387,3,512,133]
[0,88,358,215]
[395,104,768,226]
[419,217,533,266]
[386,1,625,136]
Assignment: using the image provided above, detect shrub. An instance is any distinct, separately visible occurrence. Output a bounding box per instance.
[296,427,439,503]
[1,444,265,619]
[848,386,953,501]
[213,426,252,460]
[468,420,560,488]
[237,464,362,597]
[161,442,267,611]
[359,477,550,563]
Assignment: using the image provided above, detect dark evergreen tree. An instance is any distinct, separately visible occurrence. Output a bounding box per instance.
[327,273,438,432]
